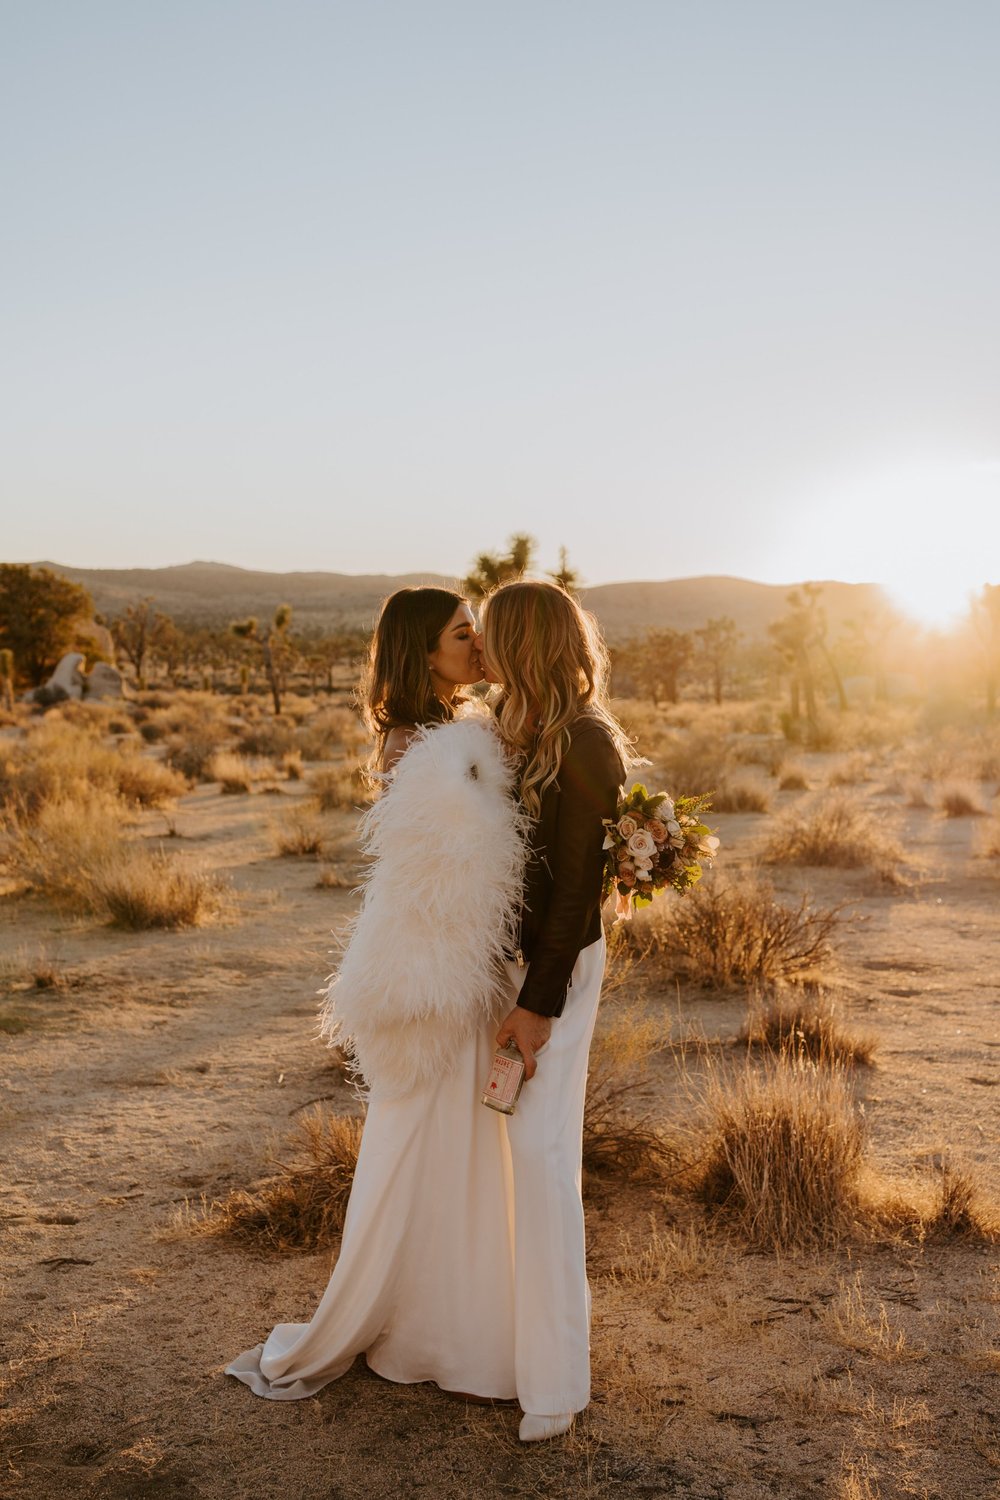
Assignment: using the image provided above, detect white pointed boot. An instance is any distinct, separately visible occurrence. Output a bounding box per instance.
[519,1412,575,1442]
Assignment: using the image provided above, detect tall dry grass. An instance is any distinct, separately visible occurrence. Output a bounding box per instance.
[2,792,223,928]
[583,995,675,1181]
[763,794,906,884]
[683,1053,867,1248]
[636,872,842,989]
[201,1107,364,1251]
[0,720,186,814]
[738,992,876,1066]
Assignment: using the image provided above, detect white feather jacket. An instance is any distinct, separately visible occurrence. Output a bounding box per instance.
[318,714,529,1099]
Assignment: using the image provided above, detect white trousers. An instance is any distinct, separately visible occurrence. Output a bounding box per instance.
[504,933,605,1415]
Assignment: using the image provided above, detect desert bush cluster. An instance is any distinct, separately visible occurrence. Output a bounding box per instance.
[0,683,377,927]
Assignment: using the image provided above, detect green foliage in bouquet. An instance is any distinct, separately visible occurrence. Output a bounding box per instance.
[602,782,719,913]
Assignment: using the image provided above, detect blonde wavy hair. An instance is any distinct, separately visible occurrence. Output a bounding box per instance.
[480,579,634,820]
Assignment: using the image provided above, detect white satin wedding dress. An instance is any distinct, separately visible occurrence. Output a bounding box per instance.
[225,1007,518,1400]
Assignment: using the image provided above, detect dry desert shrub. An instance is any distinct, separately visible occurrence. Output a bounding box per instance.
[308,763,375,811]
[165,722,231,779]
[279,695,319,724]
[206,750,255,794]
[777,762,809,791]
[91,849,224,929]
[202,1107,363,1251]
[738,993,876,1066]
[938,781,987,817]
[583,996,675,1181]
[687,1053,867,1248]
[763,793,906,884]
[728,734,784,770]
[975,818,1000,858]
[709,777,771,813]
[295,707,370,761]
[316,865,354,889]
[637,872,842,989]
[274,804,327,856]
[920,1162,999,1240]
[0,720,185,814]
[827,752,874,787]
[653,731,732,794]
[2,791,129,898]
[280,749,304,780]
[3,794,223,927]
[235,717,296,758]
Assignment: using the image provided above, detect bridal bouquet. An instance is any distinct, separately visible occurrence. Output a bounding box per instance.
[602,783,719,920]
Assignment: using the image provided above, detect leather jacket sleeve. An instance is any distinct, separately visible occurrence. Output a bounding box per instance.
[515,721,624,1018]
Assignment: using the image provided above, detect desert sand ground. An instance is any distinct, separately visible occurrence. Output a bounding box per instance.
[1,698,998,1500]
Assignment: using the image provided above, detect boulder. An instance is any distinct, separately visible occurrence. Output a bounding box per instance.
[43,652,86,700]
[85,662,128,700]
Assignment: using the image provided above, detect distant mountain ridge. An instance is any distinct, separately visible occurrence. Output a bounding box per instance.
[33,561,888,640]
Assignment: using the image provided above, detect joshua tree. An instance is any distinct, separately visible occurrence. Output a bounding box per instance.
[769,584,848,728]
[548,546,581,595]
[694,616,740,705]
[231,603,293,715]
[111,597,175,687]
[463,534,536,598]
[626,626,692,705]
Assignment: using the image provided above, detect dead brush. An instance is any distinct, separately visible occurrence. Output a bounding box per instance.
[165,724,231,780]
[777,762,809,791]
[235,718,296,758]
[975,817,1000,858]
[201,1107,364,1251]
[763,793,907,885]
[938,781,986,817]
[91,849,225,929]
[683,1052,867,1248]
[710,777,771,813]
[295,707,370,761]
[916,1162,1000,1241]
[827,752,874,787]
[652,731,732,794]
[274,804,327,856]
[738,992,876,1067]
[309,763,375,811]
[2,794,223,928]
[0,720,185,814]
[206,750,255,794]
[583,996,676,1182]
[2,791,129,900]
[636,871,842,989]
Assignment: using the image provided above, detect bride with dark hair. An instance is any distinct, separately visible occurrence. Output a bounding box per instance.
[227,586,525,1402]
[227,578,627,1443]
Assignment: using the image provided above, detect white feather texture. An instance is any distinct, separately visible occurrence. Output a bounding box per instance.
[319,715,529,1099]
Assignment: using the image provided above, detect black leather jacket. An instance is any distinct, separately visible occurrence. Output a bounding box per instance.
[515,715,625,1019]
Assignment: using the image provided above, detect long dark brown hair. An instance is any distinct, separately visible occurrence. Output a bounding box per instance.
[360,586,467,755]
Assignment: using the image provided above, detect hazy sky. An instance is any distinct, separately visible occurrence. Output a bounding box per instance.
[3,1,999,624]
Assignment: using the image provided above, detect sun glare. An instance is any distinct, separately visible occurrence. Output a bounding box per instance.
[788,459,1000,631]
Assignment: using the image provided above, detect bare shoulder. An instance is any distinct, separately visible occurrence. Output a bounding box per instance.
[381,724,419,774]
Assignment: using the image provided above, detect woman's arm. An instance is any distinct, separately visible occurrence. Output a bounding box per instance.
[514,722,623,1019]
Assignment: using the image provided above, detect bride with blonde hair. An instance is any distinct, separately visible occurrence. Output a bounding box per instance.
[226,578,628,1444]
[479,578,628,1439]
